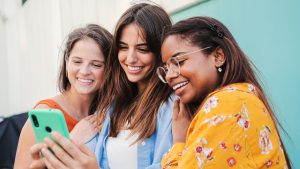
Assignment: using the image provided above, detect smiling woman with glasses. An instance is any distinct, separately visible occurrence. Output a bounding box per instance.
[160,16,291,169]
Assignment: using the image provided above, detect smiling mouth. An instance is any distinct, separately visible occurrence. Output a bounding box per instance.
[172,81,189,90]
[77,78,93,83]
[127,65,143,71]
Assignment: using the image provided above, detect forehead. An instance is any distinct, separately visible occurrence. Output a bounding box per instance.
[120,23,146,44]
[161,35,193,62]
[70,38,105,61]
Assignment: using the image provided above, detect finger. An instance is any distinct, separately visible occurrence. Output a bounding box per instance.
[173,98,180,120]
[30,143,45,160]
[74,141,95,156]
[29,158,46,169]
[89,114,98,124]
[178,100,186,117]
[84,115,93,120]
[95,124,101,132]
[51,131,83,158]
[41,147,67,169]
[43,159,55,169]
[44,137,73,166]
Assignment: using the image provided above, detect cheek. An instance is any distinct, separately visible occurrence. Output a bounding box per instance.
[95,69,105,81]
[140,53,155,65]
[118,51,126,62]
[66,64,77,74]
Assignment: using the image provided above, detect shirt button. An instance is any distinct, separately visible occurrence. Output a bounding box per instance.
[141,141,146,146]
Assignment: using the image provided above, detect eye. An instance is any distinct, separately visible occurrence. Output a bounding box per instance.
[118,44,128,51]
[92,63,104,68]
[138,47,150,53]
[178,59,187,66]
[72,60,82,64]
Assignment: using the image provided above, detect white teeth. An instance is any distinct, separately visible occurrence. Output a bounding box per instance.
[128,65,142,71]
[173,81,189,90]
[78,78,93,83]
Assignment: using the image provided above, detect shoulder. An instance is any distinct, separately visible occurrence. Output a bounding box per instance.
[34,97,59,109]
[201,83,264,114]
[193,83,273,131]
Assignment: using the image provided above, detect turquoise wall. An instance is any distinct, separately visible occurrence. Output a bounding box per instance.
[171,0,300,168]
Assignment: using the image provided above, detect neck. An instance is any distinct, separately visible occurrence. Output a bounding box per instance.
[62,90,94,120]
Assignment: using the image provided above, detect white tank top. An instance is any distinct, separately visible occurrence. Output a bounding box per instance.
[106,130,138,169]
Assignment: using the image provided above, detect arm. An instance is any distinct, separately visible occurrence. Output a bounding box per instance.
[14,104,50,169]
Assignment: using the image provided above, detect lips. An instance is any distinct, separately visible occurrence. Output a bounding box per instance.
[77,78,93,85]
[126,65,144,74]
[172,81,189,90]
[172,81,189,96]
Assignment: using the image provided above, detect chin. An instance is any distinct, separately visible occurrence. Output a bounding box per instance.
[127,76,142,83]
[77,88,96,95]
[180,95,192,104]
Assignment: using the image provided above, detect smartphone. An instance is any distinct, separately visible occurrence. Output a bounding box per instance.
[29,109,70,142]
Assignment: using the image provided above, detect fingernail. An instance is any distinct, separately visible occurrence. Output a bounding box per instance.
[51,131,60,138]
[44,137,51,144]
[41,148,47,154]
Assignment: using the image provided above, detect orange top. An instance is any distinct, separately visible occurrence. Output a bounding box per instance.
[34,99,78,131]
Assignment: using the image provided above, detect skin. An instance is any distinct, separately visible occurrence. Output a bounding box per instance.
[118,23,155,92]
[161,35,225,143]
[14,38,105,169]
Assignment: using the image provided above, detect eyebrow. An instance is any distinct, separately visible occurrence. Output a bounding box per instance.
[170,52,186,58]
[92,60,105,63]
[71,56,105,63]
[119,41,148,47]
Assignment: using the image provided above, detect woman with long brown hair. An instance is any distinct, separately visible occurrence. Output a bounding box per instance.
[158,16,290,168]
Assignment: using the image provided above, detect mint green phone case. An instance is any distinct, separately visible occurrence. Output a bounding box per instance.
[29,109,70,142]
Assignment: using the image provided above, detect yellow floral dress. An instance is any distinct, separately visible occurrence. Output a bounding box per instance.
[162,83,288,169]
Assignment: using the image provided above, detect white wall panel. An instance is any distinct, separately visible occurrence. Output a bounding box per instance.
[0,0,194,116]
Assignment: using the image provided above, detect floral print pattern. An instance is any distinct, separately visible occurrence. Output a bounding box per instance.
[203,96,219,113]
[259,126,273,154]
[162,83,288,169]
[236,104,250,130]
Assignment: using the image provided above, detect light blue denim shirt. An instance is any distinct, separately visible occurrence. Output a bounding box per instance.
[86,95,174,169]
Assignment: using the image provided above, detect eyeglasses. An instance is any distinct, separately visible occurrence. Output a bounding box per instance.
[156,46,211,83]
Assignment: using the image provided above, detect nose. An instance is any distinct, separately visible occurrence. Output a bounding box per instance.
[126,48,138,63]
[79,63,91,75]
[165,68,179,83]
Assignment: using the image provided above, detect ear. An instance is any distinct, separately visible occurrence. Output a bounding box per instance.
[214,47,226,67]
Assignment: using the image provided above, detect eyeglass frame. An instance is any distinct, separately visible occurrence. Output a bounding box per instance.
[157,46,211,83]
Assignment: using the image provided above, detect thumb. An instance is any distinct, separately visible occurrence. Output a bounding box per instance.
[173,98,180,120]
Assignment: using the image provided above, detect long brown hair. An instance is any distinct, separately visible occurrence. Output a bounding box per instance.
[162,16,291,167]
[57,24,113,115]
[96,3,172,141]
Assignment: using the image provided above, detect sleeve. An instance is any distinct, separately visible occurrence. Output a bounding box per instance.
[145,97,174,169]
[161,90,286,169]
